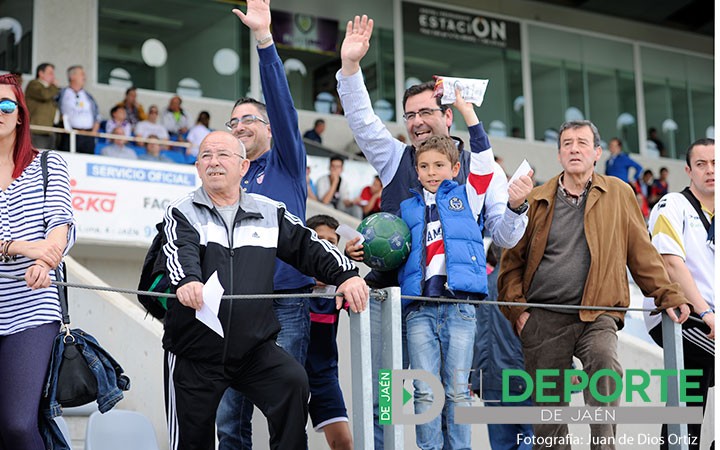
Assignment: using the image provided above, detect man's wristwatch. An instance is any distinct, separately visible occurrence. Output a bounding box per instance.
[508,200,529,215]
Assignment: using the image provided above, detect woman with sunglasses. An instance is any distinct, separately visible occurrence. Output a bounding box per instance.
[0,73,75,449]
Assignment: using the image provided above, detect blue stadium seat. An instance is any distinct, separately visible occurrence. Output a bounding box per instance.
[160,149,188,164]
[85,409,159,450]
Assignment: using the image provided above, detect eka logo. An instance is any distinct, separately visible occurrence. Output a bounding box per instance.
[70,179,116,213]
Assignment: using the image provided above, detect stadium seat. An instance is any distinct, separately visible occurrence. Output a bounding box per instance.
[54,416,73,449]
[94,142,110,155]
[160,149,189,164]
[85,409,159,450]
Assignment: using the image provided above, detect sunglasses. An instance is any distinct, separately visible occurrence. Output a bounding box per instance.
[0,98,18,114]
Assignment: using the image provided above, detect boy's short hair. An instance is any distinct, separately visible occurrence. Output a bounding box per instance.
[415,135,459,166]
[306,214,340,238]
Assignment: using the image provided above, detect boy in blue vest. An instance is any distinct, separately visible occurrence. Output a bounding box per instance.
[398,91,529,449]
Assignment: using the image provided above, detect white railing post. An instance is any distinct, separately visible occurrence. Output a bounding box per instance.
[381,287,404,449]
[350,301,374,448]
[662,310,689,450]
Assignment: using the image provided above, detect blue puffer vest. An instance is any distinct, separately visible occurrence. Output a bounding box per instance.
[398,180,488,307]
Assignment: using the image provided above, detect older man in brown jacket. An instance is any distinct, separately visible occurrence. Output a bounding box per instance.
[498,120,690,450]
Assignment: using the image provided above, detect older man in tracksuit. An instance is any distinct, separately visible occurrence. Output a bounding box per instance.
[162,131,368,450]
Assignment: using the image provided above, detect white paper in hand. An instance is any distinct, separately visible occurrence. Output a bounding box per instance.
[196,271,224,337]
[435,76,489,107]
[336,224,365,245]
[509,159,532,185]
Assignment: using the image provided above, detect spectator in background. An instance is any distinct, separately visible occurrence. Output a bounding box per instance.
[395,133,407,144]
[186,111,211,158]
[303,119,325,144]
[633,169,655,220]
[139,135,172,163]
[25,62,60,150]
[116,87,146,126]
[100,127,137,160]
[317,156,356,216]
[105,105,132,137]
[162,95,190,140]
[307,166,318,201]
[605,137,642,184]
[134,105,169,142]
[57,65,100,154]
[648,127,666,157]
[650,167,670,209]
[356,175,382,217]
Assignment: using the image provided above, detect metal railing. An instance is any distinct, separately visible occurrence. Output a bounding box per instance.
[0,272,694,450]
[30,124,192,153]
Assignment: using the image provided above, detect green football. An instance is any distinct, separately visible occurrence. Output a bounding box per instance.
[356,212,412,271]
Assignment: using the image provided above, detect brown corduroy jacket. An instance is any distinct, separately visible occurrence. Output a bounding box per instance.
[498,172,687,329]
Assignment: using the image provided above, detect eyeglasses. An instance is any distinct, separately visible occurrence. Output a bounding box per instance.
[0,98,18,114]
[402,108,443,122]
[198,151,244,162]
[225,114,268,130]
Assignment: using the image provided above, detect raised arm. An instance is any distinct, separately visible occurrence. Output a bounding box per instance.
[233,0,305,179]
[336,15,405,186]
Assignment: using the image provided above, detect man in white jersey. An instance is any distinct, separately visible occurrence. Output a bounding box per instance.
[644,138,714,450]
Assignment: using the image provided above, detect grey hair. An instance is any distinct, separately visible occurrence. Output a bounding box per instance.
[557,120,601,149]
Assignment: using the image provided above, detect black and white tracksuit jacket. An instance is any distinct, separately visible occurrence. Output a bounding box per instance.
[162,187,358,365]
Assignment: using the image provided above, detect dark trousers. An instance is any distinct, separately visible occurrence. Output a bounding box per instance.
[649,314,715,450]
[31,133,56,150]
[165,340,309,450]
[58,132,95,154]
[521,309,622,450]
[0,322,59,450]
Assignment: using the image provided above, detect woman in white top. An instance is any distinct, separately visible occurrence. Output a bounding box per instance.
[0,73,75,449]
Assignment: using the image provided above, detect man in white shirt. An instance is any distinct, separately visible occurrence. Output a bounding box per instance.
[644,138,715,450]
[57,65,100,154]
[100,128,138,160]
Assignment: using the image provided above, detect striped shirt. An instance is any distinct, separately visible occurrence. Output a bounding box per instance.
[0,151,75,335]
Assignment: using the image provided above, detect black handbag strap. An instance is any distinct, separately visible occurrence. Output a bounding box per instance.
[41,151,70,325]
[681,187,711,232]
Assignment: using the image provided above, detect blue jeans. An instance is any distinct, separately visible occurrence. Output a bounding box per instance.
[216,294,311,450]
[406,302,476,450]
